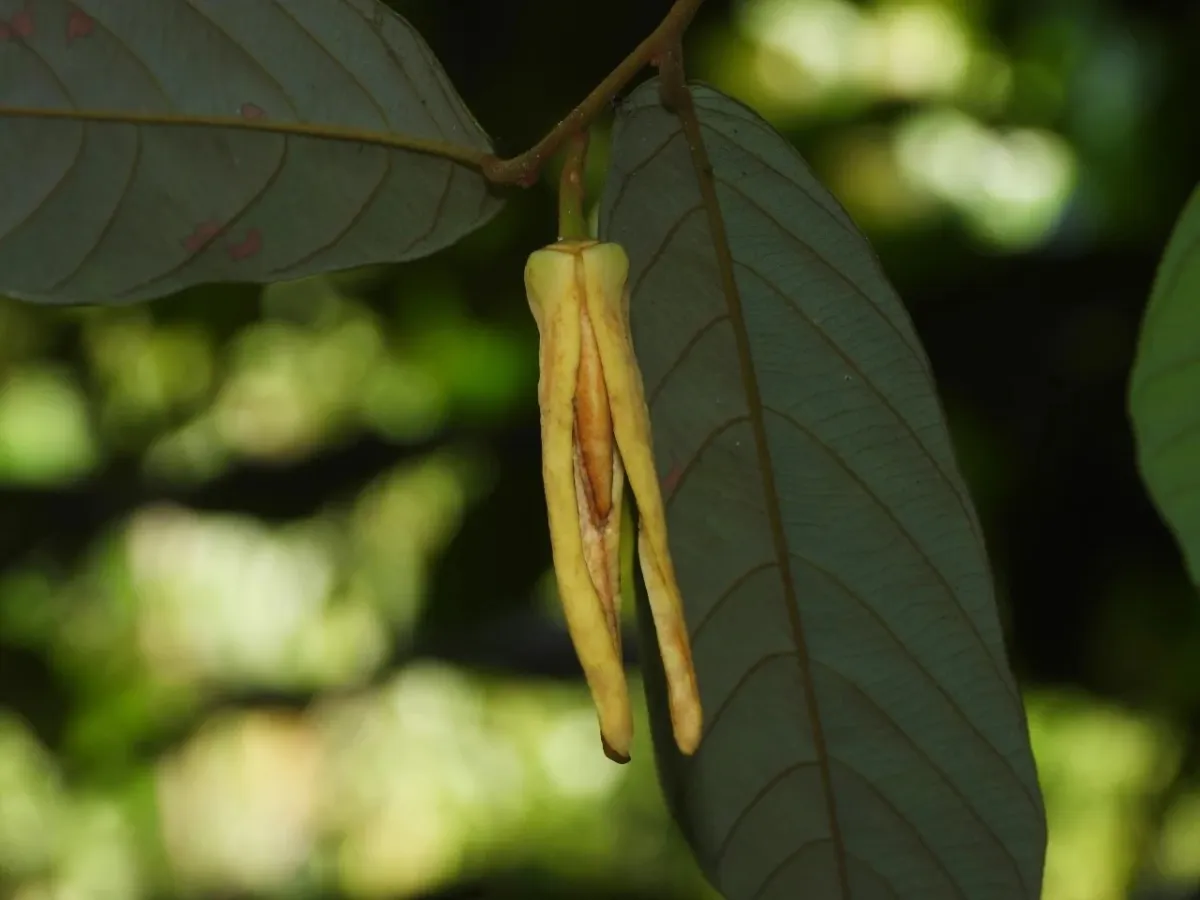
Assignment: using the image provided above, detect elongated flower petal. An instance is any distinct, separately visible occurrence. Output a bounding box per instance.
[579,242,702,755]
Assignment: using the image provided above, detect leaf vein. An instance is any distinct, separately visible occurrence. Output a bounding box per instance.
[181,0,303,119]
[1131,353,1200,407]
[715,760,819,867]
[1142,414,1200,471]
[112,134,290,301]
[394,159,457,259]
[690,560,779,645]
[715,175,926,363]
[84,7,178,111]
[687,552,1039,852]
[694,651,794,746]
[815,660,1028,894]
[763,405,1021,706]
[750,842,902,900]
[266,0,390,128]
[265,145,394,277]
[692,652,965,899]
[829,761,967,898]
[45,126,142,294]
[735,258,983,546]
[391,4,479,140]
[604,127,686,226]
[0,44,85,248]
[646,313,730,407]
[628,202,706,300]
[670,82,852,895]
[699,119,858,238]
[261,0,417,272]
[789,553,1042,815]
[339,0,437,131]
[661,414,751,513]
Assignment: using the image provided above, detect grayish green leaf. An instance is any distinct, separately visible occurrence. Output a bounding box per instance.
[0,0,500,304]
[601,80,1045,899]
[1129,183,1200,586]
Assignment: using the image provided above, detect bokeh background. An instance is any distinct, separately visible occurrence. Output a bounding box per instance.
[2,0,1199,898]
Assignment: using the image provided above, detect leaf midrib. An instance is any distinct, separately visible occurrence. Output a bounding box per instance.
[0,105,486,166]
[665,79,854,898]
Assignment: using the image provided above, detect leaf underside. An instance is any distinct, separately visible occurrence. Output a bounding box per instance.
[600,79,1046,900]
[0,0,501,305]
[1129,182,1200,587]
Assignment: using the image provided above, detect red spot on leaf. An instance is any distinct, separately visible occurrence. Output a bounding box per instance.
[66,7,94,41]
[0,22,11,41]
[662,463,684,498]
[239,102,266,121]
[182,221,223,254]
[10,8,33,38]
[227,228,263,261]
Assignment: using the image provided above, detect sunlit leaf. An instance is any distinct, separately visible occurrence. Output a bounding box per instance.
[1129,183,1200,588]
[0,0,501,305]
[601,79,1046,899]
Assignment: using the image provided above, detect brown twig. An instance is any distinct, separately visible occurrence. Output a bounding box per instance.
[481,0,706,186]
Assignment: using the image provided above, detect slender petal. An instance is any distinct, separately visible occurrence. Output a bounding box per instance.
[580,243,703,755]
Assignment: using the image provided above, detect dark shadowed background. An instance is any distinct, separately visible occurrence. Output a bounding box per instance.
[1,1,1199,898]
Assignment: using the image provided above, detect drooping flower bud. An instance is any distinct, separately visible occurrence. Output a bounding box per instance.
[524,239,702,762]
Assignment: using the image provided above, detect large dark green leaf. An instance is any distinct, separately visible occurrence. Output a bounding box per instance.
[600,80,1045,899]
[0,0,500,304]
[1129,183,1200,587]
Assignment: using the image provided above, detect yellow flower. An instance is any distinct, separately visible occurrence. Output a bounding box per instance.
[524,239,701,762]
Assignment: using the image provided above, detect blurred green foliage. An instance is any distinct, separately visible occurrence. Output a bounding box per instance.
[2,1,1200,898]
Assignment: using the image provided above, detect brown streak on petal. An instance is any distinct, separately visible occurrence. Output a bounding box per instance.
[639,528,702,755]
[573,261,615,519]
[573,443,620,643]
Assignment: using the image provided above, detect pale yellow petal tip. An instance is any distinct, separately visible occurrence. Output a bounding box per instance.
[670,667,703,755]
[673,705,703,756]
